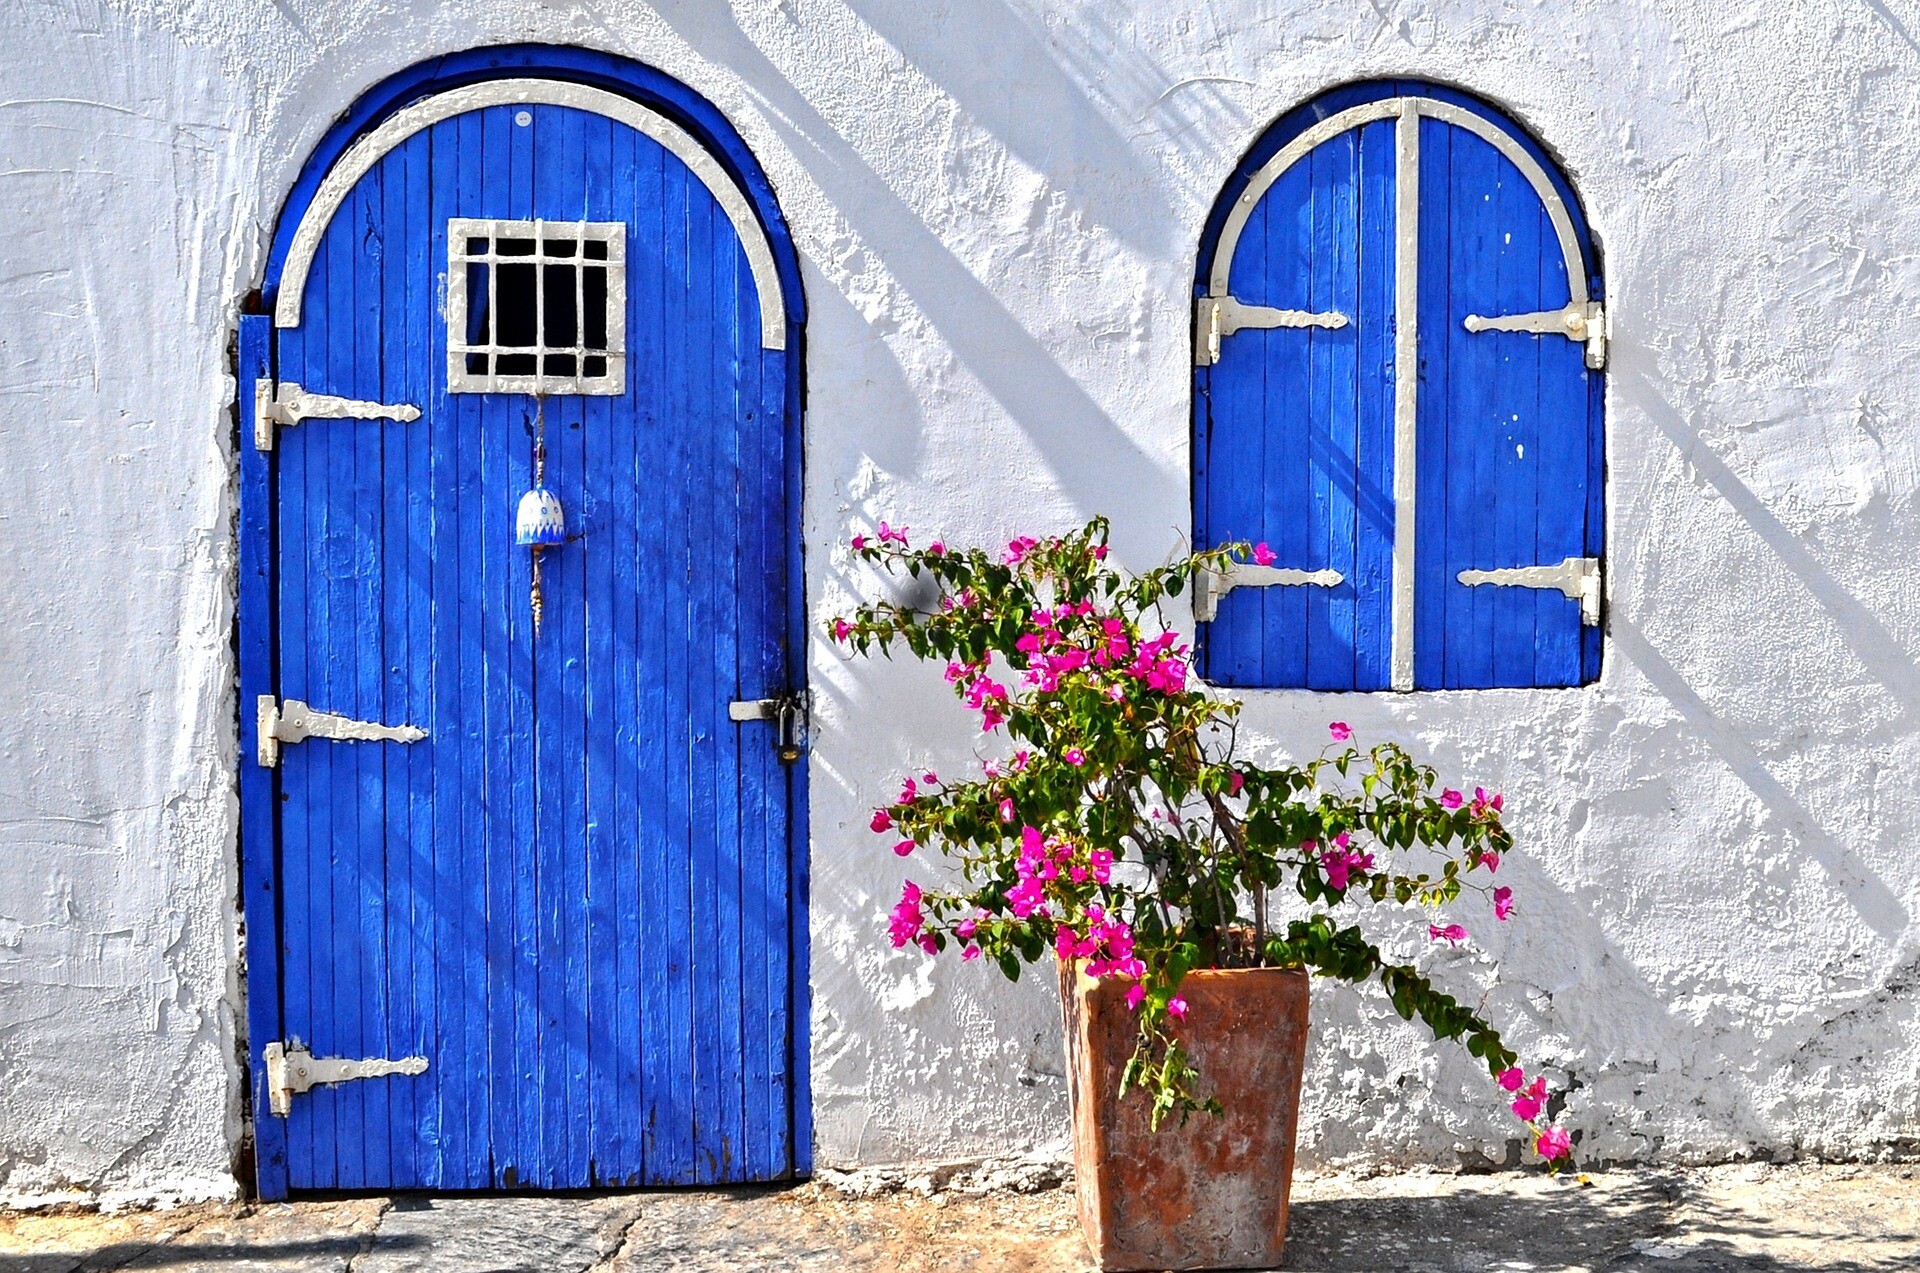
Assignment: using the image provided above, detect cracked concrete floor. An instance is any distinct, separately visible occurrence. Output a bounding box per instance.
[1,1163,1915,1272]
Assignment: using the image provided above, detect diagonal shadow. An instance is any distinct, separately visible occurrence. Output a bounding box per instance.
[650,0,1173,516]
[1609,614,1908,940]
[838,0,1181,258]
[1616,355,1920,722]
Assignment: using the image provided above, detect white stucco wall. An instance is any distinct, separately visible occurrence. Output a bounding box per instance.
[3,0,1917,1201]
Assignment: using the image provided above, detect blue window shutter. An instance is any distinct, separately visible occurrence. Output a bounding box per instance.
[1198,120,1397,690]
[1195,83,1603,691]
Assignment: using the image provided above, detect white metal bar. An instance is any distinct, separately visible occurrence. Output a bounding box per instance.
[1391,101,1419,693]
[279,82,786,349]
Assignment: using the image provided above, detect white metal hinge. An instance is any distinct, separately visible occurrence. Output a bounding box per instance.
[262,1041,428,1117]
[256,695,428,768]
[1457,556,1603,626]
[1195,295,1350,366]
[730,693,808,764]
[1462,301,1608,369]
[253,378,422,452]
[1193,563,1344,622]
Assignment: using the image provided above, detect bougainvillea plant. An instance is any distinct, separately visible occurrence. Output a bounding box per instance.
[830,517,1574,1168]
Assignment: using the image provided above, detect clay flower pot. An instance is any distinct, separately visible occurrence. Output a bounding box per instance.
[1060,962,1311,1271]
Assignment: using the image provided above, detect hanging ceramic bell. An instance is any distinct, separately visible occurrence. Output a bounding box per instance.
[515,486,566,547]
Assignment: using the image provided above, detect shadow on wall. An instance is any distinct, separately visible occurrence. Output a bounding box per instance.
[1610,350,1912,942]
[650,0,1173,519]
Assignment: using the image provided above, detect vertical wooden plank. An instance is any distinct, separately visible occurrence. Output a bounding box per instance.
[1486,135,1544,688]
[1413,114,1455,690]
[430,104,478,1190]
[661,151,698,1185]
[1306,132,1359,691]
[237,313,289,1200]
[735,300,771,1178]
[494,100,539,1188]
[1532,195,1588,687]
[633,135,686,1184]
[576,109,627,1186]
[273,276,316,1187]
[375,138,413,1189]
[1353,117,1398,691]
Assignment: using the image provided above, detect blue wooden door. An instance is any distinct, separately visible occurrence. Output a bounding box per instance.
[1196,84,1603,690]
[256,83,800,1190]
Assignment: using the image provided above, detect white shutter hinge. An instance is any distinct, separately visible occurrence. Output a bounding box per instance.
[262,1041,428,1117]
[1462,300,1607,369]
[256,695,428,768]
[1195,295,1350,366]
[253,378,422,452]
[1193,563,1344,622]
[1457,556,1603,626]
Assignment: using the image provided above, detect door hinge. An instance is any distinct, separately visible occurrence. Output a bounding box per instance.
[256,695,428,768]
[1195,295,1349,366]
[253,378,422,452]
[1457,556,1603,626]
[262,1041,428,1117]
[1193,563,1344,622]
[1462,300,1607,369]
[729,692,808,764]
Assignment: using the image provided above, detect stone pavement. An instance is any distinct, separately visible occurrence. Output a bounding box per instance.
[1,1162,1914,1272]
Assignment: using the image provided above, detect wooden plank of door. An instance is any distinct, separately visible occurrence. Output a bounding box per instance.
[1305,131,1359,691]
[1353,118,1399,691]
[1489,136,1550,689]
[237,312,289,1200]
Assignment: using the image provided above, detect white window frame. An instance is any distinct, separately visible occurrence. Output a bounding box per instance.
[446,217,628,396]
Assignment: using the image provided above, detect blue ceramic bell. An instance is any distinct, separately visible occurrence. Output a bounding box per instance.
[515,486,566,546]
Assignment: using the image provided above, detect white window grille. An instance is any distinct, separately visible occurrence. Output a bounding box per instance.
[446,218,626,395]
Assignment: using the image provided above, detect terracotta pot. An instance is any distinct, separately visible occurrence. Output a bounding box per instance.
[1060,962,1311,1271]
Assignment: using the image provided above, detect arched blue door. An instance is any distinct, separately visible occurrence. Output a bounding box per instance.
[1194,83,1604,691]
[237,61,806,1195]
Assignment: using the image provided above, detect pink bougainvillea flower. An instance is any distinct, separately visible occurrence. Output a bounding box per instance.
[1493,886,1514,920]
[1013,750,1031,770]
[888,881,925,948]
[1252,541,1277,566]
[1089,848,1114,884]
[1003,535,1039,565]
[1536,1126,1572,1161]
[870,809,893,833]
[918,932,938,955]
[876,520,908,546]
[928,541,945,555]
[962,943,981,961]
[1477,851,1502,874]
[1167,996,1189,1020]
[955,918,978,941]
[922,771,939,785]
[1441,789,1464,809]
[1333,830,1351,849]
[1228,770,1244,796]
[832,618,852,642]
[998,798,1016,823]
[1093,543,1109,560]
[1125,983,1147,1011]
[1511,1076,1548,1122]
[850,533,867,550]
[1497,1067,1526,1092]
[1429,923,1468,946]
[1064,747,1087,766]
[893,839,914,857]
[1329,721,1352,741]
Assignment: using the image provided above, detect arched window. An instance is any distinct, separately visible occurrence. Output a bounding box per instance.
[1192,82,1604,691]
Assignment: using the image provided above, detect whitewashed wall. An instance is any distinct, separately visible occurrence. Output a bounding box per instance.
[2,0,1917,1201]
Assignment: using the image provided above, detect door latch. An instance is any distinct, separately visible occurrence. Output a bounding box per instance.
[729,693,808,763]
[262,1041,428,1117]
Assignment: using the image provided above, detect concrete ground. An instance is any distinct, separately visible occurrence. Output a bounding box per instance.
[1,1162,1914,1272]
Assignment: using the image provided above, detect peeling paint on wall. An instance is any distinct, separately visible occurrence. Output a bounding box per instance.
[2,0,1917,1200]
